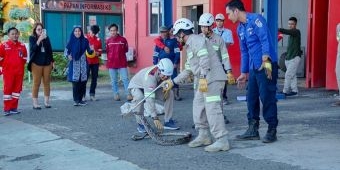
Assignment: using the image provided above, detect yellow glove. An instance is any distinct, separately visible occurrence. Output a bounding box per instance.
[163,89,170,100]
[260,59,272,80]
[162,79,174,91]
[227,72,236,85]
[162,79,173,99]
[153,118,163,131]
[198,78,208,92]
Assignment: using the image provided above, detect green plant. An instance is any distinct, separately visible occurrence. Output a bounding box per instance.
[2,5,33,42]
[51,52,68,80]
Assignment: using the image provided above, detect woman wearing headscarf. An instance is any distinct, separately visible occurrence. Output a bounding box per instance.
[28,22,54,109]
[65,26,94,106]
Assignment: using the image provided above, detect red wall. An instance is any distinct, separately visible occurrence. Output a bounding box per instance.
[325,0,340,90]
[210,0,253,77]
[124,0,157,74]
[306,0,328,88]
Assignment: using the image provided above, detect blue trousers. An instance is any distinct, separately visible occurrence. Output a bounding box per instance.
[247,63,278,129]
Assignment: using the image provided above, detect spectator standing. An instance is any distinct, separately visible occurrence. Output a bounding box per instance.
[106,24,132,101]
[65,26,94,106]
[0,27,27,116]
[226,0,279,143]
[28,23,54,109]
[279,17,302,96]
[85,25,102,101]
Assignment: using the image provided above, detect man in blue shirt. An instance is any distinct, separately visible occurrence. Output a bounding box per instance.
[225,0,279,143]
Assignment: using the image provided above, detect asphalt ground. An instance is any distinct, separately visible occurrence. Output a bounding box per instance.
[1,78,340,170]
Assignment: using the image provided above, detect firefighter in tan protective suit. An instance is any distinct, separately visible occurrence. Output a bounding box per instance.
[163,18,230,152]
[128,58,179,133]
[332,23,340,106]
[198,13,236,124]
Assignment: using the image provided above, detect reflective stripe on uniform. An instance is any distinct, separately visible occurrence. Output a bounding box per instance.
[144,92,155,98]
[185,61,191,70]
[12,92,20,99]
[153,52,159,57]
[221,53,229,60]
[144,66,157,80]
[187,52,193,59]
[212,45,219,51]
[205,95,221,102]
[197,48,208,57]
[3,95,11,100]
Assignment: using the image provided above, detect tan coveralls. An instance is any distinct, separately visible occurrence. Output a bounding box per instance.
[173,34,228,139]
[128,66,174,123]
[336,23,340,95]
[201,32,232,71]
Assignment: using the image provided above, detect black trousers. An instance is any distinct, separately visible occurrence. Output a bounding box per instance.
[72,81,87,103]
[87,64,99,96]
[222,82,228,100]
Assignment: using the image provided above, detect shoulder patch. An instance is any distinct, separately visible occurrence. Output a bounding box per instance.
[255,19,263,28]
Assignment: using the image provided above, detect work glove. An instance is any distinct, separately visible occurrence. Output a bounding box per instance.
[153,118,163,131]
[227,72,236,85]
[198,78,208,92]
[162,79,174,100]
[260,58,272,80]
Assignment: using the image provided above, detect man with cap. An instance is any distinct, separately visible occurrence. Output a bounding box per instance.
[152,26,182,101]
[213,13,235,105]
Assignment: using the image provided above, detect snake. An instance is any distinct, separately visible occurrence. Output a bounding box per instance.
[131,113,192,146]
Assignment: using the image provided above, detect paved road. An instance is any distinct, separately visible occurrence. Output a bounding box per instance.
[1,80,340,170]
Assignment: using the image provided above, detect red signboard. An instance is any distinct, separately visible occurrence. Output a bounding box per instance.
[41,0,122,13]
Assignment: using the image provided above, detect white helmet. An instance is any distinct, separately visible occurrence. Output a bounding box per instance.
[199,13,214,26]
[215,13,225,20]
[157,58,174,76]
[172,18,194,35]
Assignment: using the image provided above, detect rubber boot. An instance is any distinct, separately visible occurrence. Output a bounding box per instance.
[174,88,182,101]
[188,128,212,148]
[235,119,260,140]
[262,128,277,143]
[204,135,230,152]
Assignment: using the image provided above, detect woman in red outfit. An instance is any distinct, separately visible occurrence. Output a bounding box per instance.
[86,25,102,101]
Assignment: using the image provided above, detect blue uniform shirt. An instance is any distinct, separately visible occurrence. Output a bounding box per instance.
[237,13,277,73]
[153,38,180,65]
[213,27,234,44]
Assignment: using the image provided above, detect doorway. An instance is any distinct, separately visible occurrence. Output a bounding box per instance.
[185,5,203,34]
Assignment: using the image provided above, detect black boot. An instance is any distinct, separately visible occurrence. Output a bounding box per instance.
[224,115,230,124]
[236,119,260,140]
[262,128,277,143]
